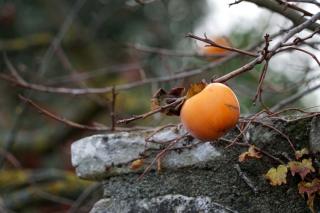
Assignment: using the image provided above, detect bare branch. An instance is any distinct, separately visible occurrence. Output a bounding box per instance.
[234,164,259,194]
[229,0,243,6]
[2,18,315,98]
[0,148,21,168]
[127,43,227,59]
[18,95,144,131]
[245,0,320,31]
[281,29,320,47]
[276,46,320,66]
[214,56,264,82]
[274,0,313,16]
[253,61,269,103]
[117,97,186,124]
[0,53,237,95]
[286,0,320,7]
[3,54,26,84]
[186,33,259,57]
[270,11,320,53]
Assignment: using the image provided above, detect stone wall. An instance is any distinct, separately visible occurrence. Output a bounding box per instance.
[71,116,320,213]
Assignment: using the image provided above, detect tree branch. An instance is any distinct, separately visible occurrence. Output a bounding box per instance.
[186,33,258,57]
[19,95,146,131]
[245,0,320,31]
[286,0,320,7]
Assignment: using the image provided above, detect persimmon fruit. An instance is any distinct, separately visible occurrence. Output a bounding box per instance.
[180,83,240,141]
[201,36,231,56]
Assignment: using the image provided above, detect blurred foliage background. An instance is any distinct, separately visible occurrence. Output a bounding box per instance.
[0,0,315,212]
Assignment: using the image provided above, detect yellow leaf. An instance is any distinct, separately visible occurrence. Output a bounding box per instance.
[265,165,288,186]
[239,145,262,162]
[186,82,207,99]
[295,148,309,160]
[288,158,315,180]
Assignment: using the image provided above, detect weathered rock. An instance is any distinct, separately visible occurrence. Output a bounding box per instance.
[71,126,221,180]
[310,116,320,153]
[90,195,237,213]
[71,117,320,213]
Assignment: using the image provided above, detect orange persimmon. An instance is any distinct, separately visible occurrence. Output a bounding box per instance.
[201,36,231,57]
[180,83,240,141]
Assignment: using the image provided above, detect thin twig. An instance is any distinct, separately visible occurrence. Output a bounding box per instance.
[117,97,185,124]
[253,61,269,103]
[186,33,258,57]
[286,0,320,7]
[145,124,178,143]
[252,34,272,105]
[225,110,267,148]
[253,146,286,164]
[274,0,314,16]
[4,53,26,84]
[281,29,320,47]
[0,29,290,96]
[0,54,235,95]
[244,0,320,31]
[229,0,243,6]
[251,120,296,152]
[234,164,259,194]
[138,133,188,180]
[276,46,320,66]
[127,43,228,58]
[0,148,22,168]
[269,11,320,53]
[214,12,320,86]
[18,95,143,132]
[219,138,285,164]
[214,56,264,82]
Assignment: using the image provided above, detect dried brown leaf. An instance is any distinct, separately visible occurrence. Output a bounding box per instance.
[298,178,320,213]
[152,88,167,98]
[165,99,185,116]
[168,87,185,97]
[150,88,167,111]
[288,158,315,180]
[265,165,288,186]
[150,98,160,111]
[298,178,320,197]
[150,87,185,115]
[238,145,262,162]
[186,82,207,99]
